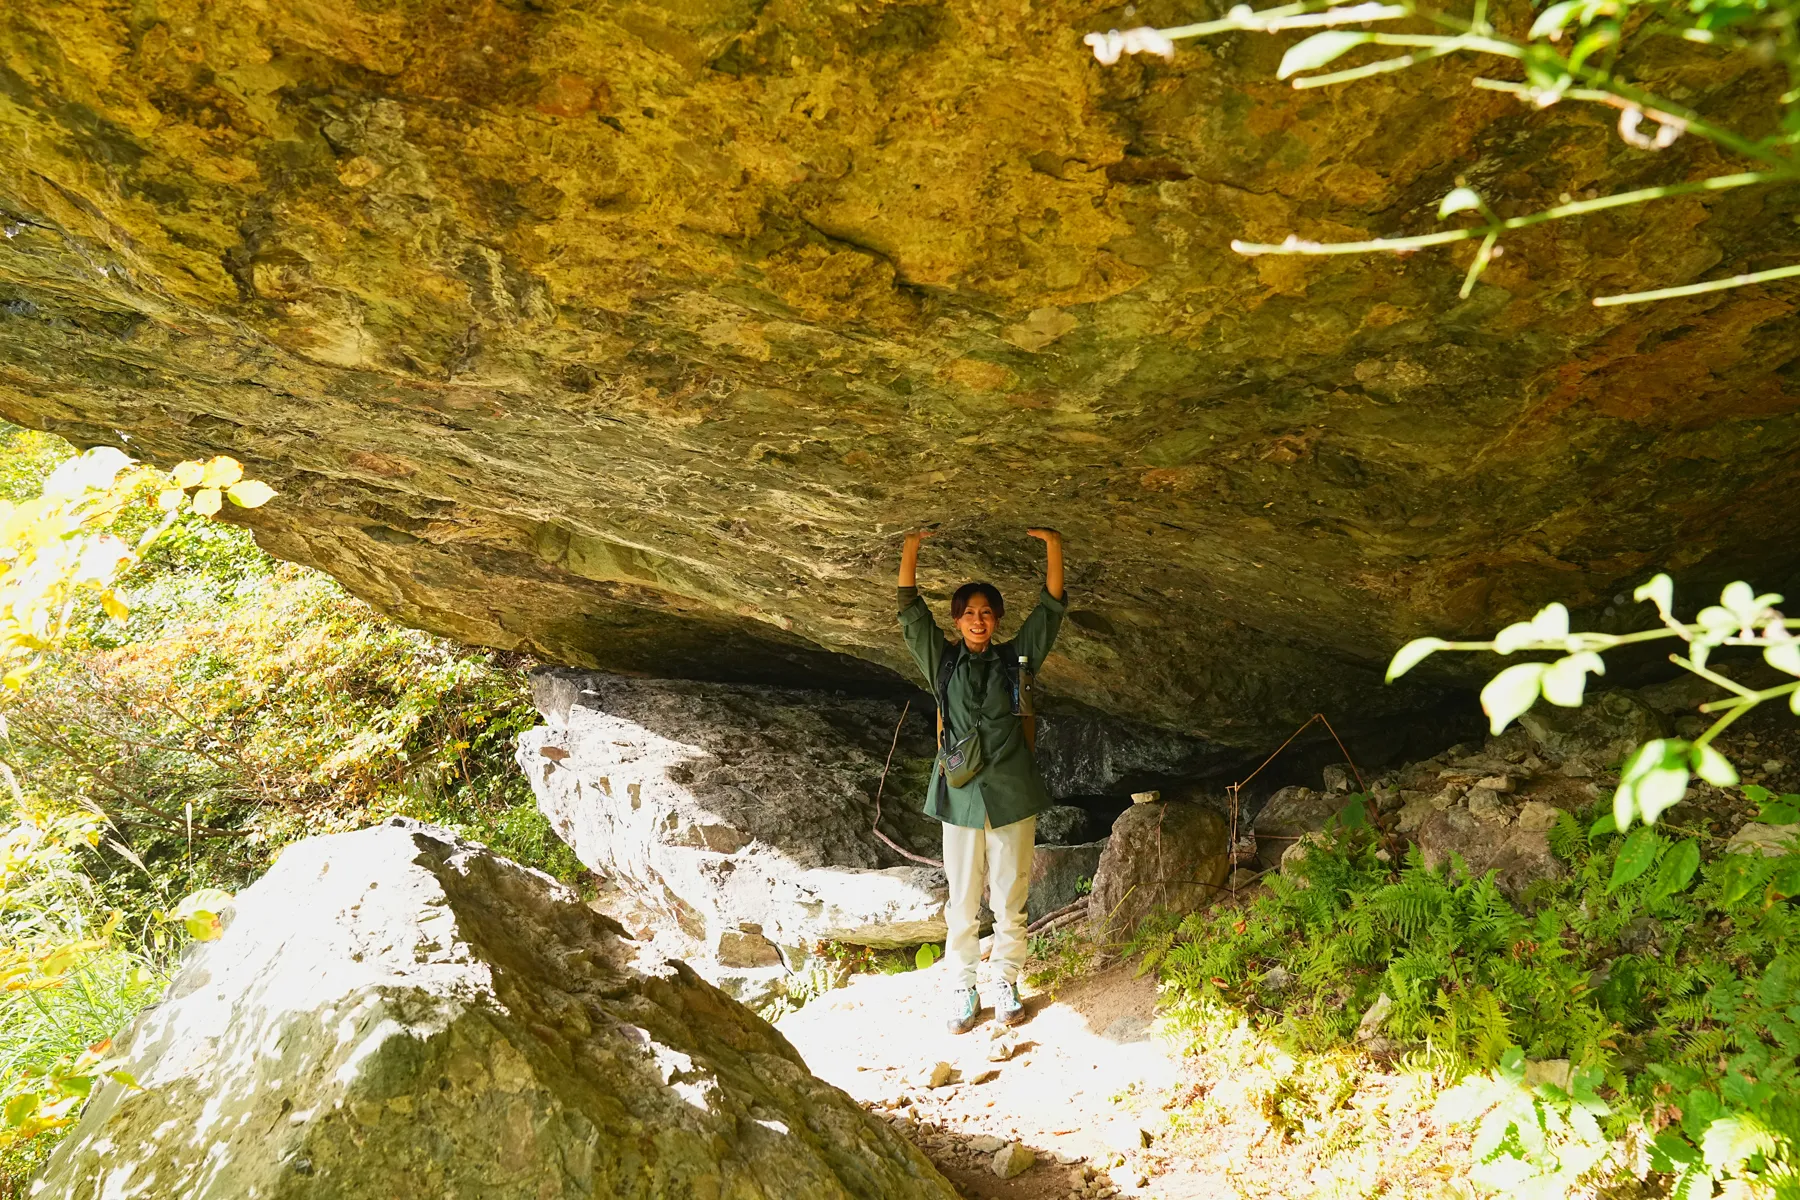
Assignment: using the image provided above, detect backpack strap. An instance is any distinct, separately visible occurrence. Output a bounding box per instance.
[934,640,960,751]
[994,640,1020,696]
[936,640,1037,754]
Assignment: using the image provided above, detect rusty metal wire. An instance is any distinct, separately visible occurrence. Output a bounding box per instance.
[1225,713,1365,895]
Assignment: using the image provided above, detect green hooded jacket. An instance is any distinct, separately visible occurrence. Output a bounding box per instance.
[897,585,1066,829]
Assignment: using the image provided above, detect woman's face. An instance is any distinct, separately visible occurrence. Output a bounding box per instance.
[955,596,998,651]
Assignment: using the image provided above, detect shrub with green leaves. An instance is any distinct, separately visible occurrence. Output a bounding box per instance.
[1149,787,1800,1196]
[0,429,576,1191]
[0,434,277,1180]
[0,950,162,1188]
[3,560,583,916]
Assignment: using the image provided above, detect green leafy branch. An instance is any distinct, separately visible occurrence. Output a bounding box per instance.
[0,451,274,688]
[1086,0,1800,304]
[0,447,271,1151]
[1387,575,1800,831]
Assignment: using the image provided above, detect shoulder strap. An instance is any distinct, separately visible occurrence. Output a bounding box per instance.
[934,641,1038,752]
[995,641,1019,687]
[934,641,959,746]
[935,640,959,695]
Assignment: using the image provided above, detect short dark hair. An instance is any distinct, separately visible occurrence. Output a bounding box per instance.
[951,582,1005,620]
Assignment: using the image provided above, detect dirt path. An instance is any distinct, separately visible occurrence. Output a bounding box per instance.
[777,959,1229,1200]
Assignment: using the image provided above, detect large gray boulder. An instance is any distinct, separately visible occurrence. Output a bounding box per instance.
[1415,798,1570,901]
[1088,801,1230,940]
[519,671,1236,967]
[34,822,955,1200]
[521,670,950,956]
[1034,805,1092,845]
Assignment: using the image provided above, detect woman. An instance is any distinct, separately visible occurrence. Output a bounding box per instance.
[897,527,1065,1033]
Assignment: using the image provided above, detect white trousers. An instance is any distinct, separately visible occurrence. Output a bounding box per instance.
[942,815,1036,990]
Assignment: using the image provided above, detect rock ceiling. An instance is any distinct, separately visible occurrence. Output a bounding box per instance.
[2,0,1797,743]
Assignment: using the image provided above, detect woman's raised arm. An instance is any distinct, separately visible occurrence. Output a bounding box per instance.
[896,530,943,683]
[1026,528,1063,600]
[898,529,932,588]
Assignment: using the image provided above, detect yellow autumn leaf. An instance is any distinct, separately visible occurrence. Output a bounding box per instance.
[156,488,184,512]
[99,591,129,622]
[224,480,275,509]
[192,488,222,517]
[198,456,243,488]
[171,888,232,942]
[170,461,203,488]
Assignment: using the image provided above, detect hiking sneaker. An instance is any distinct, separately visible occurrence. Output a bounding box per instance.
[995,981,1029,1026]
[945,986,981,1034]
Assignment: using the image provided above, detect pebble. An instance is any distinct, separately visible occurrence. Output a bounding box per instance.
[965,1065,999,1084]
[921,1062,953,1089]
[967,1134,1005,1153]
[993,1142,1035,1178]
[1474,774,1515,793]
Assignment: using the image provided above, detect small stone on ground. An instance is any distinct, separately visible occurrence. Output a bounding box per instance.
[993,1143,1035,1178]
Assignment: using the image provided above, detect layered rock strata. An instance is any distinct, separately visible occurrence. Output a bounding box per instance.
[34,821,957,1200]
[521,668,1229,968]
[521,670,948,959]
[3,3,1797,743]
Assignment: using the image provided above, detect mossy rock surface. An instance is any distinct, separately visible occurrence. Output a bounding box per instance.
[1,1,1797,742]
